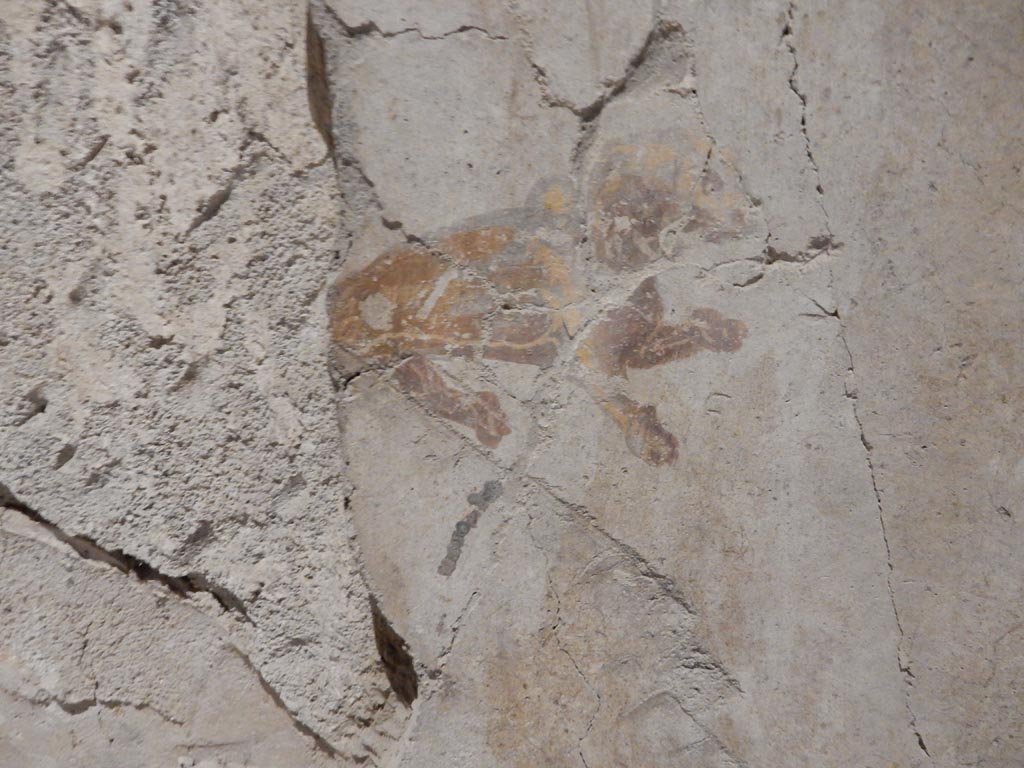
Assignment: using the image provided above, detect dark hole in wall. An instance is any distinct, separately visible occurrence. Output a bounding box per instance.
[369,597,418,706]
[54,443,77,469]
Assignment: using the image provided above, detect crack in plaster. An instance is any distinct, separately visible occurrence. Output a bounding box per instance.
[509,8,679,125]
[0,482,251,621]
[332,324,744,763]
[325,3,506,42]
[523,508,601,768]
[4,687,184,727]
[223,642,342,759]
[782,6,927,749]
[567,19,690,180]
[343,344,743,695]
[308,10,434,738]
[834,320,932,761]
[0,483,347,760]
[434,588,480,670]
[781,1,834,245]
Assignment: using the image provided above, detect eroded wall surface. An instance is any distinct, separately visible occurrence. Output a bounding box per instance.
[1,1,1021,766]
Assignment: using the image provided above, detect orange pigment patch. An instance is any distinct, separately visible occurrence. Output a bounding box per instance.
[439,226,516,264]
[542,185,569,214]
[329,224,580,380]
[578,276,746,466]
[329,245,490,366]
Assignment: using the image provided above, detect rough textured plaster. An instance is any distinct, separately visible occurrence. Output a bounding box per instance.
[2,0,1022,766]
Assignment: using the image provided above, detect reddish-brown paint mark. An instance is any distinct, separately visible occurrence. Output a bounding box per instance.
[394,356,510,449]
[485,309,566,368]
[597,394,679,466]
[578,276,746,466]
[579,276,747,378]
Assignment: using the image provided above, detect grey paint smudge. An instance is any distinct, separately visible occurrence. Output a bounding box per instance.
[437,480,502,576]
